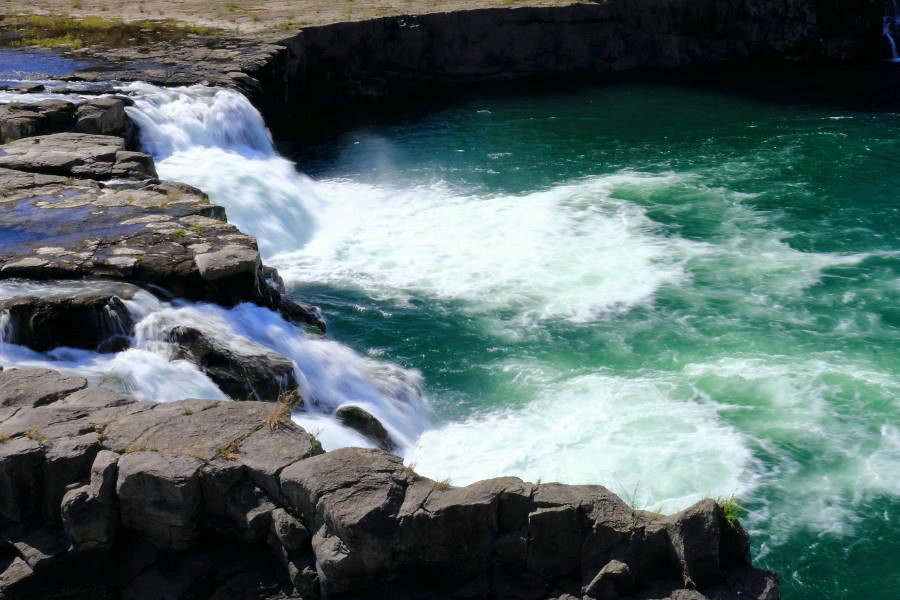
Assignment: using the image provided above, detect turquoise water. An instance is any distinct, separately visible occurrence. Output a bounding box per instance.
[281,80,900,598]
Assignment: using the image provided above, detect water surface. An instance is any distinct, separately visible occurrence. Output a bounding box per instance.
[277,80,900,599]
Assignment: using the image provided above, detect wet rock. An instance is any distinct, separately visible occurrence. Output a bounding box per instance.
[164,325,299,402]
[0,292,134,352]
[335,405,396,451]
[0,133,156,180]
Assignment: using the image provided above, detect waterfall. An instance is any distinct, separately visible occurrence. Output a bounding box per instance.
[0,310,11,344]
[886,1,900,62]
[122,83,432,450]
[885,17,899,61]
[0,86,435,451]
[125,83,322,257]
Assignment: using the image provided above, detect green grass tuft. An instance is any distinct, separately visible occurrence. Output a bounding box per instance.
[717,495,743,527]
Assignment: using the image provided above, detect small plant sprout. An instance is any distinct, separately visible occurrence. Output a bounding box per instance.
[717,495,743,527]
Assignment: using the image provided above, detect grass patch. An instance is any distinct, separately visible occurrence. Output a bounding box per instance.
[0,433,10,443]
[263,389,303,431]
[717,495,743,527]
[24,428,48,447]
[172,229,186,238]
[0,14,220,49]
[433,478,451,491]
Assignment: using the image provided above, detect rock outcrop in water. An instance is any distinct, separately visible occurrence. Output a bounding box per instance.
[163,324,300,403]
[0,367,779,600]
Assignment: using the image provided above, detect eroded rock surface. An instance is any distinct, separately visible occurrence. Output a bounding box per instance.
[0,368,780,600]
[0,149,318,327]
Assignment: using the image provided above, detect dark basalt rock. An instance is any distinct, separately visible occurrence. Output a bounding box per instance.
[250,1,885,134]
[164,325,299,403]
[335,405,396,452]
[0,368,779,599]
[0,292,134,353]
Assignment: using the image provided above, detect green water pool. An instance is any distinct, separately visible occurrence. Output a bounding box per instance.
[278,73,899,598]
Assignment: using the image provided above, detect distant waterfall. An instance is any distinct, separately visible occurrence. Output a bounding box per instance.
[886,1,900,61]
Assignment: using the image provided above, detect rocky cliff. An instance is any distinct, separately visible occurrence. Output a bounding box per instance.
[0,368,779,600]
[250,0,884,133]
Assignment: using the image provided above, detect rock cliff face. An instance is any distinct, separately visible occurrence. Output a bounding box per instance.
[251,0,884,133]
[0,368,779,600]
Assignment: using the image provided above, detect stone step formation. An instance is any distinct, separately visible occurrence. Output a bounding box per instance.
[0,367,779,599]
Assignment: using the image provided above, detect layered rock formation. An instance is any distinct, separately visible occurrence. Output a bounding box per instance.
[0,368,779,600]
[0,113,323,331]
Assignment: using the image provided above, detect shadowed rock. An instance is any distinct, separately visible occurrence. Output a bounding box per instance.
[0,292,134,352]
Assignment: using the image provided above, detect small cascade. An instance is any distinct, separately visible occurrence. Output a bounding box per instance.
[125,83,322,257]
[885,1,900,61]
[132,302,431,450]
[0,310,12,344]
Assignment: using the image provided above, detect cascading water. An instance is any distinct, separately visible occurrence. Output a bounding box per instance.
[885,1,900,61]
[125,83,322,256]
[0,280,431,451]
[118,79,900,598]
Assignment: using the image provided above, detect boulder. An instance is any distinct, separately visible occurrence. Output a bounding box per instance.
[60,484,117,546]
[74,97,131,137]
[193,245,260,282]
[0,133,156,180]
[335,405,396,451]
[0,292,134,353]
[164,325,299,402]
